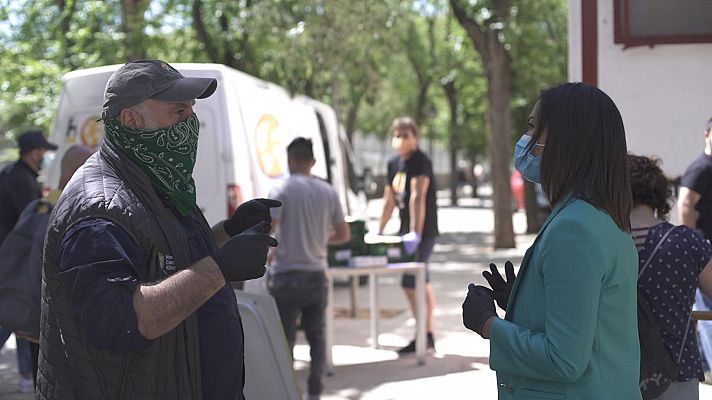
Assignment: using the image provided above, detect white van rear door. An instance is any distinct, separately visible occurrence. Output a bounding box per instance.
[230,76,295,198]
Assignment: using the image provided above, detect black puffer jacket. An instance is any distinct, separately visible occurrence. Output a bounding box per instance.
[37,142,206,400]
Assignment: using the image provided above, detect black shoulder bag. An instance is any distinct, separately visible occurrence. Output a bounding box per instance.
[638,226,692,399]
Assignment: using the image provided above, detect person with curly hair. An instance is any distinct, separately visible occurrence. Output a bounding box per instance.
[630,154,712,399]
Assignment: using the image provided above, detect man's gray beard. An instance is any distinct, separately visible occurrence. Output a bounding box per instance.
[142,114,161,130]
[131,103,161,130]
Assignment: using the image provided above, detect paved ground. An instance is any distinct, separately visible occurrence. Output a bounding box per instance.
[0,337,31,400]
[3,189,712,399]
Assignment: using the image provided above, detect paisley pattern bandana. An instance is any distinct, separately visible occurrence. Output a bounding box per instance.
[104,114,200,216]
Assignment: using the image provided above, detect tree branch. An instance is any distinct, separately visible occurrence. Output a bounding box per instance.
[495,0,511,25]
[56,0,77,68]
[192,0,220,63]
[121,0,149,61]
[449,0,488,59]
[404,21,428,86]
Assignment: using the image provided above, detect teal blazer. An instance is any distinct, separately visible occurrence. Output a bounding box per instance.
[489,197,642,399]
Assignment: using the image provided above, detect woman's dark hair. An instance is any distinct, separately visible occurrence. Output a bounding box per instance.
[390,117,419,136]
[530,82,632,232]
[627,154,672,219]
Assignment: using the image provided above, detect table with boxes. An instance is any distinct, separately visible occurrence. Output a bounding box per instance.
[325,219,427,373]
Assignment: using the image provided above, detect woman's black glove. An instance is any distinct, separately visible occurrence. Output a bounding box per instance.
[212,221,278,282]
[223,198,282,237]
[482,261,516,310]
[462,284,497,337]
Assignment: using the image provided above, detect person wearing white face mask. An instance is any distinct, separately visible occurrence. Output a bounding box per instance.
[379,116,439,354]
[462,83,642,399]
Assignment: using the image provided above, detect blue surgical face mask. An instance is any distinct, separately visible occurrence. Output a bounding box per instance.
[514,135,545,184]
[40,151,55,171]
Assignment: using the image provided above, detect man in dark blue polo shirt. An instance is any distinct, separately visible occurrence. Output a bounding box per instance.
[38,60,281,400]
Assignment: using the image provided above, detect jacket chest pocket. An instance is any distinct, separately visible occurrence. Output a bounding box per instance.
[519,389,565,400]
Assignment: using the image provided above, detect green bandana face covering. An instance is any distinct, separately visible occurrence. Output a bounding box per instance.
[104,114,200,216]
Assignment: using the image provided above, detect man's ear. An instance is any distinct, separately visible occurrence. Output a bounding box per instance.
[310,158,316,168]
[118,108,142,129]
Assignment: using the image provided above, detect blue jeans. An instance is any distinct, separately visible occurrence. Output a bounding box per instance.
[695,290,712,372]
[0,326,33,377]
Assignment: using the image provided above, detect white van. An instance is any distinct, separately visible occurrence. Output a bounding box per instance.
[47,63,367,225]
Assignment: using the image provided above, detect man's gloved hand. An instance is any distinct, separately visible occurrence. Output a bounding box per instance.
[402,231,421,255]
[223,198,282,237]
[462,284,497,338]
[482,261,516,310]
[212,221,278,282]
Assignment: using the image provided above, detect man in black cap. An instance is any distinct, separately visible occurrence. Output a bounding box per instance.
[38,60,280,400]
[0,130,57,245]
[0,130,56,393]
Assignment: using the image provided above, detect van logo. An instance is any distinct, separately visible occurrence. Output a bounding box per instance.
[255,114,286,178]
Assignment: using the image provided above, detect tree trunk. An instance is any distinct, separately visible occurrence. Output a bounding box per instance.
[345,99,360,144]
[443,80,459,206]
[450,0,515,248]
[192,0,219,62]
[414,83,430,127]
[121,0,150,61]
[408,17,435,127]
[486,33,515,248]
[468,145,479,198]
[330,72,341,128]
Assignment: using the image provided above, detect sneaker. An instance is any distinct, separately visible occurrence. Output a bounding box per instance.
[397,339,416,354]
[397,333,436,354]
[18,377,33,393]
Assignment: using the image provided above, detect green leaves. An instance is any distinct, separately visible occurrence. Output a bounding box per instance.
[0,0,566,154]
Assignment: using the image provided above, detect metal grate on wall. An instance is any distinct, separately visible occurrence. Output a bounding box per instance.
[628,0,712,37]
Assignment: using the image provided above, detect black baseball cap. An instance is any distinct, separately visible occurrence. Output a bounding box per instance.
[102,60,217,121]
[17,130,58,154]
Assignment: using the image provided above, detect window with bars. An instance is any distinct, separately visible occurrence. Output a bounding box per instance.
[614,0,712,47]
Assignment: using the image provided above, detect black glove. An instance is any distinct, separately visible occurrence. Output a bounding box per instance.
[462,284,497,337]
[482,261,516,310]
[212,221,278,282]
[223,198,282,237]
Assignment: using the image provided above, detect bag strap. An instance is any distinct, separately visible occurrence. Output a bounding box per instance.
[638,226,676,278]
[637,225,691,363]
[677,312,693,364]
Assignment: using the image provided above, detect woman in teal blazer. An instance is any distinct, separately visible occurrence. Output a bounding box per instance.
[462,83,641,399]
